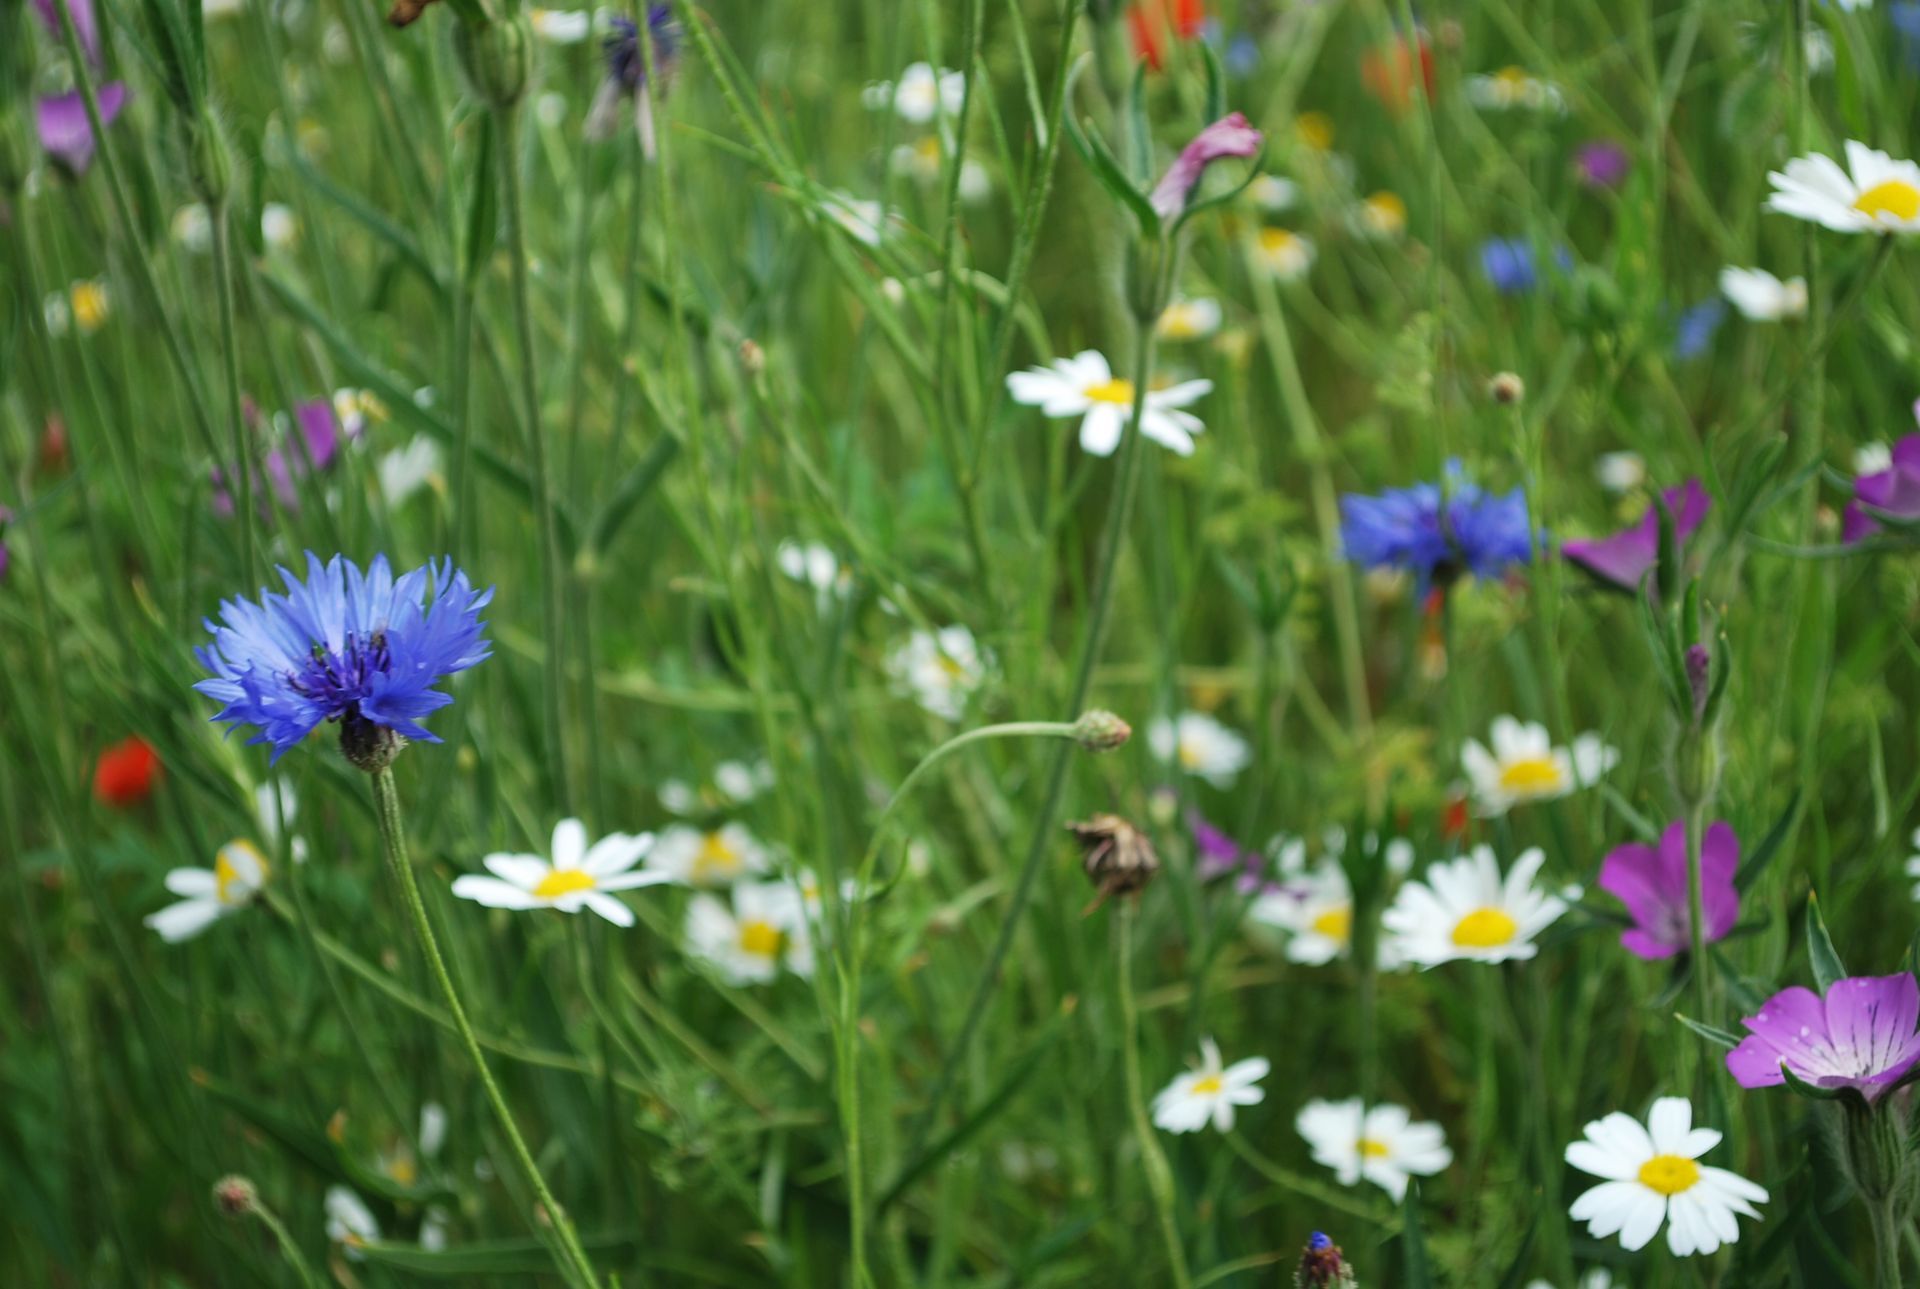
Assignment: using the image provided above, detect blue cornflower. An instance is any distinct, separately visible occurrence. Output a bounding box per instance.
[1672,297,1726,360]
[588,5,680,152]
[196,553,493,768]
[1339,463,1534,589]
[1478,237,1569,295]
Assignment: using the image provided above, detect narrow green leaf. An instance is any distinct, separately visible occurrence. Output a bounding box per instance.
[586,433,682,557]
[1806,893,1847,993]
[1675,1012,1742,1051]
[355,1231,640,1275]
[1201,42,1226,124]
[1397,1183,1431,1289]
[463,114,499,289]
[1735,792,1799,894]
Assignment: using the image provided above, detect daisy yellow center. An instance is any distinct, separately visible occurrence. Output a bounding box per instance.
[936,652,968,679]
[1366,192,1407,229]
[1294,112,1333,151]
[1161,305,1203,337]
[1451,907,1519,948]
[385,1153,418,1186]
[1177,738,1206,769]
[1853,179,1920,222]
[1358,1137,1391,1158]
[1083,378,1136,405]
[1259,228,1300,259]
[914,136,943,165]
[1495,65,1529,86]
[1497,755,1563,793]
[1637,1153,1701,1196]
[1310,906,1353,943]
[533,868,597,899]
[215,842,267,906]
[71,282,109,331]
[691,832,740,881]
[738,919,783,959]
[1191,1075,1224,1095]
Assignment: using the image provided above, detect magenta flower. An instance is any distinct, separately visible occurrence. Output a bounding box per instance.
[36,83,128,174]
[1149,112,1263,221]
[1597,820,1739,960]
[1562,479,1709,593]
[212,399,354,518]
[0,505,13,582]
[1842,433,1920,544]
[1574,139,1630,189]
[33,0,99,62]
[1728,974,1920,1101]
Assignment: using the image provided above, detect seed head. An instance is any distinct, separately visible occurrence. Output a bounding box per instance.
[1294,1231,1357,1288]
[1067,813,1160,911]
[1071,709,1133,754]
[211,1175,258,1219]
[1487,371,1525,405]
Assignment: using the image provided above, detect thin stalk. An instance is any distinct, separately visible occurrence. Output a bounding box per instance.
[211,207,258,584]
[901,316,1160,1167]
[247,1197,325,1289]
[368,767,601,1288]
[1684,802,1712,1046]
[497,105,574,812]
[1870,1196,1903,1289]
[1118,905,1192,1289]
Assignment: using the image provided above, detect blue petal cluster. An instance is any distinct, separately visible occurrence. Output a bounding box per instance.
[195,553,492,760]
[1339,464,1534,589]
[605,5,678,91]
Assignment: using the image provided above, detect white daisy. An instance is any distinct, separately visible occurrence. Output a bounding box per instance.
[1718,267,1808,322]
[527,6,592,42]
[171,203,214,253]
[1465,67,1566,112]
[1150,1039,1269,1134]
[886,625,990,720]
[1295,1098,1452,1200]
[684,881,811,984]
[1461,716,1617,816]
[889,137,991,203]
[1004,350,1213,457]
[861,62,965,124]
[1595,450,1646,494]
[332,387,386,436]
[1767,141,1920,234]
[776,540,851,598]
[1382,845,1567,966]
[1250,860,1405,968]
[261,202,299,251]
[1155,297,1223,342]
[325,1185,380,1257]
[1147,712,1251,788]
[450,819,669,927]
[144,840,271,943]
[1250,227,1315,281]
[379,435,445,507]
[647,822,771,887]
[657,762,775,816]
[1353,191,1408,239]
[1566,1097,1768,1257]
[1246,174,1300,213]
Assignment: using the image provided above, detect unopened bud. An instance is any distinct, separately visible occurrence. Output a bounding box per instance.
[1067,813,1160,911]
[1294,1231,1357,1288]
[212,1175,258,1218]
[454,16,532,110]
[738,338,765,376]
[1684,643,1711,724]
[1071,709,1132,754]
[1487,371,1524,405]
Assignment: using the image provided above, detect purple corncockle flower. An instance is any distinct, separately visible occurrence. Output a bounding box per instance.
[212,399,354,519]
[588,5,680,154]
[1149,112,1264,221]
[1597,819,1739,960]
[0,505,13,582]
[1728,974,1920,1101]
[196,552,493,763]
[36,84,128,174]
[1842,433,1920,544]
[1189,812,1266,890]
[1574,139,1630,189]
[1340,461,1534,591]
[1562,479,1710,593]
[33,0,99,62]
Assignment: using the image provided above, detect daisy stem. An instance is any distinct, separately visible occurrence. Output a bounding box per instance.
[368,767,601,1289]
[1118,903,1192,1289]
[209,204,257,587]
[497,103,575,815]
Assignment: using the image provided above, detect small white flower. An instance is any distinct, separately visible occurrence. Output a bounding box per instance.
[379,435,445,507]
[332,386,385,436]
[1005,350,1213,457]
[1250,227,1315,281]
[145,839,271,943]
[1595,451,1646,494]
[1461,716,1617,816]
[1904,827,1920,901]
[1296,1098,1452,1200]
[777,540,850,598]
[1151,1039,1268,1133]
[658,762,775,815]
[1383,845,1567,967]
[1155,297,1223,342]
[450,819,669,927]
[1804,29,1836,76]
[1353,190,1408,239]
[325,1185,380,1257]
[172,203,214,253]
[1767,141,1920,234]
[1718,267,1807,322]
[862,61,966,124]
[1250,863,1358,965]
[647,822,771,887]
[528,6,592,42]
[1525,1273,1617,1289]
[1466,66,1566,112]
[1566,1097,1768,1256]
[685,881,811,984]
[1246,174,1299,212]
[821,190,896,247]
[1860,443,1896,477]
[887,625,990,720]
[261,202,299,251]
[1147,712,1251,788]
[889,137,991,203]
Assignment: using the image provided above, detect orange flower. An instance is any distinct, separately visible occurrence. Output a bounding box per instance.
[1360,32,1434,115]
[94,735,161,808]
[1128,0,1207,72]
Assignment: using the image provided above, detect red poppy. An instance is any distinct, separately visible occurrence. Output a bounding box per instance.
[94,735,161,808]
[39,417,69,475]
[1440,795,1471,843]
[1128,0,1206,72]
[1360,32,1434,115]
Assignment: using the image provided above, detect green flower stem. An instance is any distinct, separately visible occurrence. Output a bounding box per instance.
[209,206,257,586]
[900,318,1160,1171]
[368,767,601,1288]
[1684,802,1713,1051]
[1222,1132,1398,1229]
[1118,904,1192,1289]
[497,103,575,814]
[1870,1194,1903,1289]
[247,1196,324,1289]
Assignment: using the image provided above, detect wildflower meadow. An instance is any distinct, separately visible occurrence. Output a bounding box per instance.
[11,0,1920,1284]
